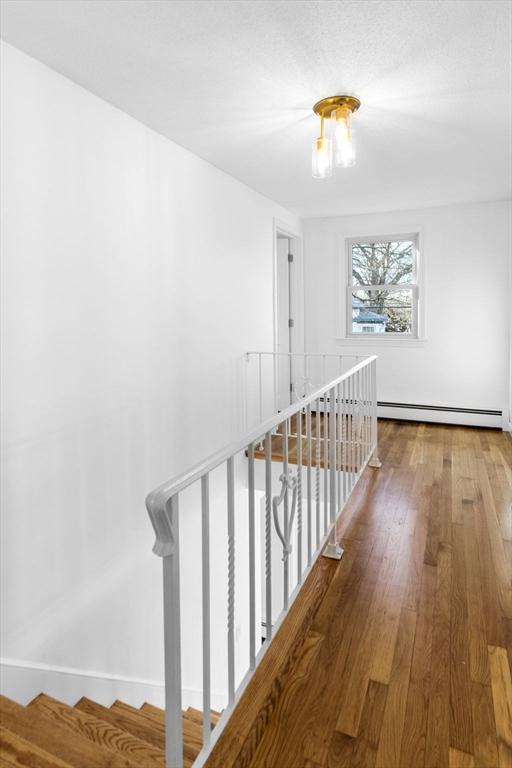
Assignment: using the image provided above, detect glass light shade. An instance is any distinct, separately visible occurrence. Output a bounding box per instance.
[312,136,332,179]
[334,108,356,167]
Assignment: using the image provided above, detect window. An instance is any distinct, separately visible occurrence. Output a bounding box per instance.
[347,235,419,337]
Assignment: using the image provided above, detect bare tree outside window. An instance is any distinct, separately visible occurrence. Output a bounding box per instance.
[347,237,419,336]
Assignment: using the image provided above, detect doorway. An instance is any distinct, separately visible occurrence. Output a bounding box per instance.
[274,225,303,411]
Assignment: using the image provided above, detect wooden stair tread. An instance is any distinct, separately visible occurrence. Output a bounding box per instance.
[0,694,209,768]
[184,705,221,727]
[28,694,164,767]
[75,698,165,751]
[111,701,202,761]
[0,725,74,768]
[0,696,140,768]
[141,701,220,729]
[138,703,205,751]
[76,698,196,767]
[110,701,164,735]
[251,433,362,471]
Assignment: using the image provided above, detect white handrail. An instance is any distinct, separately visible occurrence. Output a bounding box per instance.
[146,353,381,768]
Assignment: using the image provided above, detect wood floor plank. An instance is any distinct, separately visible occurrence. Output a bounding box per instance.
[450,523,474,755]
[348,680,388,768]
[399,563,436,768]
[469,430,510,644]
[488,646,512,768]
[333,531,392,739]
[470,682,499,768]
[504,618,512,677]
[425,541,452,768]
[375,608,417,768]
[449,747,475,768]
[464,504,491,686]
[326,732,355,768]
[475,451,512,620]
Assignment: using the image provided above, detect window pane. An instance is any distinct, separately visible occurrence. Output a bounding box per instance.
[351,240,414,286]
[352,289,414,334]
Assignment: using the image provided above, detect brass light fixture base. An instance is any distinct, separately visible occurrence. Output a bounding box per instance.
[313,95,361,118]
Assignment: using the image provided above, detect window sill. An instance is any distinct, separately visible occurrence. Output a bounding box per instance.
[336,336,427,348]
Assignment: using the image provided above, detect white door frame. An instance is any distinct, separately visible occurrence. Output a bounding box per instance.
[272,219,304,358]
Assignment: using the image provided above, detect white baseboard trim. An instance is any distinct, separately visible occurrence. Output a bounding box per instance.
[0,658,227,711]
[377,404,503,429]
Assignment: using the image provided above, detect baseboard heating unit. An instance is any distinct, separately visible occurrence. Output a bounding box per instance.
[376,401,503,429]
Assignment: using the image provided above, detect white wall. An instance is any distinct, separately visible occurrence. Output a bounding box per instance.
[303,201,511,427]
[0,42,300,706]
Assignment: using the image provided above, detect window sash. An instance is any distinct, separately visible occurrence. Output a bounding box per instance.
[348,235,418,287]
[347,284,419,338]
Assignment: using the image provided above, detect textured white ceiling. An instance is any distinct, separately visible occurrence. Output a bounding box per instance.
[1,0,511,216]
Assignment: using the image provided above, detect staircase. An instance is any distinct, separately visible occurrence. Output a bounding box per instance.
[0,694,220,768]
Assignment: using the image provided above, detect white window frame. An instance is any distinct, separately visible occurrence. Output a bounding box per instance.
[346,233,420,340]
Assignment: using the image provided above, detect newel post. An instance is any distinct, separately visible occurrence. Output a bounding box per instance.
[146,493,183,768]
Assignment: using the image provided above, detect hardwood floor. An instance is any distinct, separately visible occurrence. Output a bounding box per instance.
[248,420,512,768]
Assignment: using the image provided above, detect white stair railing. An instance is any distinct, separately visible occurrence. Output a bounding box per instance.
[244,351,366,427]
[145,354,381,768]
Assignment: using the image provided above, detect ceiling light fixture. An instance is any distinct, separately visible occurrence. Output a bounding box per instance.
[312,95,360,179]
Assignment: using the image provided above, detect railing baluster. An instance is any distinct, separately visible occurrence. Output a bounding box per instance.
[365,364,370,462]
[356,366,360,479]
[283,418,289,609]
[337,381,341,505]
[297,410,303,583]
[324,384,343,560]
[342,377,347,504]
[361,365,366,463]
[373,360,378,450]
[227,458,235,706]
[162,496,183,768]
[307,403,312,565]
[349,373,354,491]
[265,430,272,641]
[356,371,361,480]
[315,398,321,549]
[361,365,366,464]
[354,371,358,485]
[353,369,358,478]
[323,394,328,535]
[362,367,366,466]
[248,444,256,670]
[201,476,211,748]
[329,385,336,524]
[368,359,382,468]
